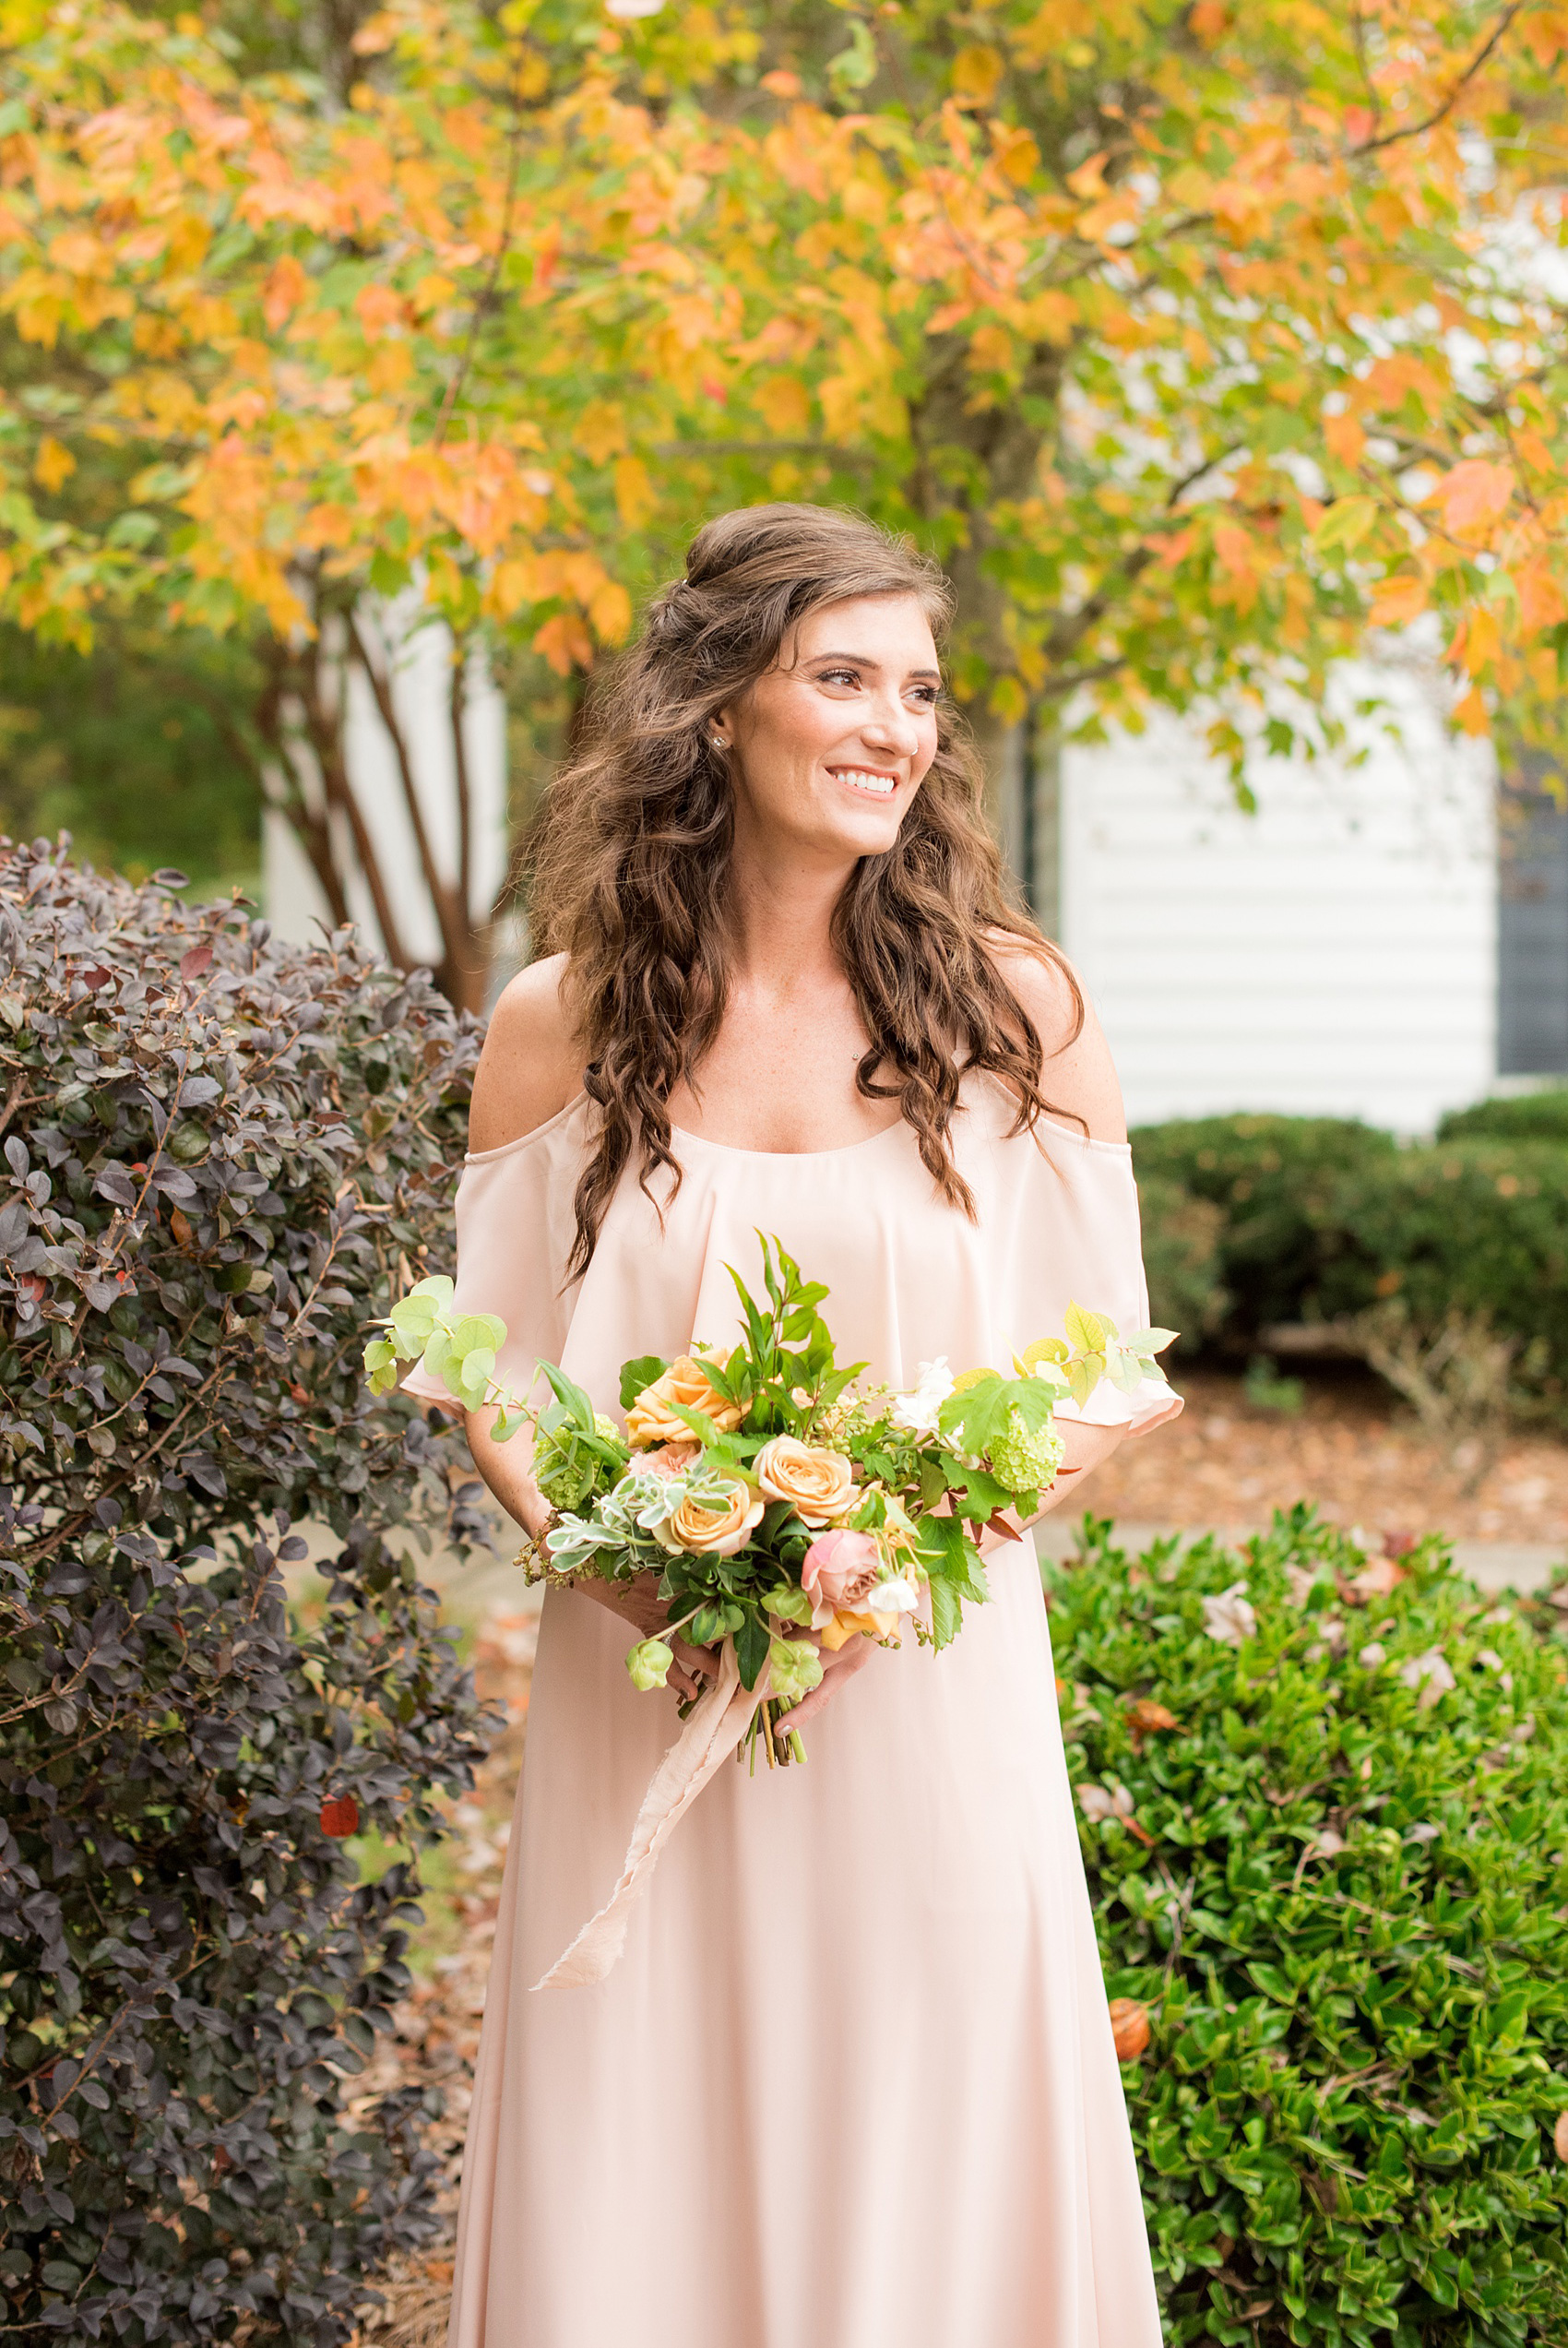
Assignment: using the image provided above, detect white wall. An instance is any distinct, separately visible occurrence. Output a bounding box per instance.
[1059,668,1497,1135]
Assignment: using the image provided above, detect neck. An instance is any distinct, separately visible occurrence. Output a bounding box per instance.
[724,816,856,995]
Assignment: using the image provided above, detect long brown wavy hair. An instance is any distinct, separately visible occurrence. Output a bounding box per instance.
[526,503,1083,1278]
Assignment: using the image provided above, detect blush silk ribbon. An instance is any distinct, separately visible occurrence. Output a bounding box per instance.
[530,1642,764,1991]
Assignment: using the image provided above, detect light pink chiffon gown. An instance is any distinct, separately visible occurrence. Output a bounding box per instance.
[405,1070,1180,2348]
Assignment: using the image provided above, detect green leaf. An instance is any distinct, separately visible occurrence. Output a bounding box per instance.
[1063,1300,1111,1353]
[457,1346,494,1409]
[449,1311,506,1357]
[619,1353,668,1412]
[735,1611,771,1691]
[534,1358,596,1431]
[1312,494,1379,553]
[928,1574,961,1649]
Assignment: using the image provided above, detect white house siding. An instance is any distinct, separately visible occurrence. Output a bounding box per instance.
[1056,672,1497,1137]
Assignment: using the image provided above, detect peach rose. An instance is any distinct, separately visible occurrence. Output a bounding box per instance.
[624,1354,742,1449]
[653,1473,766,1559]
[753,1435,856,1527]
[801,1527,885,1615]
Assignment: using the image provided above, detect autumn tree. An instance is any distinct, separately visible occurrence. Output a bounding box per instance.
[4,0,1568,990]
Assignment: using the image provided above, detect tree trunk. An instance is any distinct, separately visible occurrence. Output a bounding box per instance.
[911,336,1063,821]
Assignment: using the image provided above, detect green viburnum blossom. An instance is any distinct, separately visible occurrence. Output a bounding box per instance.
[767,1637,825,1706]
[626,1639,674,1692]
[989,1412,1066,1499]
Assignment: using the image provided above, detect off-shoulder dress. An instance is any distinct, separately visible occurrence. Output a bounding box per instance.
[404,1072,1181,2348]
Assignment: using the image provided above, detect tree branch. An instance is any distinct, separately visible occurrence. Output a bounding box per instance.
[1350,2,1525,157]
[301,627,410,970]
[345,607,467,993]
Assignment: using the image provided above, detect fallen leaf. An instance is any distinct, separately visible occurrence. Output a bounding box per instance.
[1202,1581,1255,1644]
[1346,1555,1407,1603]
[320,1794,360,1838]
[1125,1698,1181,1733]
[1109,1997,1150,2059]
[1076,1782,1135,1823]
[171,1208,196,1250]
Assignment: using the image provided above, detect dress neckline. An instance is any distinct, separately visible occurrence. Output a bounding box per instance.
[669,1114,909,1163]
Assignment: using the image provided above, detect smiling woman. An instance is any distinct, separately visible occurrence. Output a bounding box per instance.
[521,503,1090,1267]
[421,504,1181,2348]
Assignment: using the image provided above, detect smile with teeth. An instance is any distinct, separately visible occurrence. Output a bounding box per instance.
[831,768,899,797]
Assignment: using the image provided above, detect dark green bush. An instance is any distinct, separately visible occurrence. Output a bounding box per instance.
[1052,1511,1568,2348]
[1307,1142,1568,1400]
[1129,1116,1398,1339]
[1137,1174,1227,1354]
[1436,1091,1568,1148]
[0,840,496,2344]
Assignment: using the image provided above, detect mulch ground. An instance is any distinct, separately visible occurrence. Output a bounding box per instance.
[350,1369,1568,2342]
[1083,1365,1568,1547]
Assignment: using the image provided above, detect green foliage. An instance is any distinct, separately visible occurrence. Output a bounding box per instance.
[1131,1116,1399,1339]
[0,841,498,2344]
[1436,1091,1568,1147]
[1051,1512,1568,2348]
[0,622,262,894]
[1136,1174,1228,1358]
[1309,1143,1568,1403]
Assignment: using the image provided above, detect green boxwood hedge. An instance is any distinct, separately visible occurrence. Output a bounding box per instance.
[1307,1143,1568,1398]
[1131,1115,1568,1404]
[1437,1091,1568,1148]
[1052,1511,1568,2348]
[1130,1116,1399,1340]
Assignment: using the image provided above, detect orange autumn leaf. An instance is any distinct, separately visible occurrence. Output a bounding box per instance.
[1109,1998,1151,2060]
[1124,1698,1181,1734]
[1431,459,1515,538]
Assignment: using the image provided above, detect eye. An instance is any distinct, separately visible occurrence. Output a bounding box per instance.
[815,665,861,688]
[909,685,939,707]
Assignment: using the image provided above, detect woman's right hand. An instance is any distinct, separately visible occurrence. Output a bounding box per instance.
[573,1569,717,1705]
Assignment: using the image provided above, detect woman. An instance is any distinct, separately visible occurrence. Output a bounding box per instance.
[406,503,1182,2348]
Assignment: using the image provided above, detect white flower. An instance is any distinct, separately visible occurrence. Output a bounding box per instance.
[890,1356,956,1439]
[1201,1581,1256,1646]
[1309,1827,1347,1858]
[1358,1642,1386,1669]
[1406,1822,1441,1845]
[865,1576,920,1616]
[1076,1782,1135,1823]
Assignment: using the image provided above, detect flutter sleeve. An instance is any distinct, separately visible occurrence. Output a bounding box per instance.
[400,1101,587,1412]
[993,1112,1183,1437]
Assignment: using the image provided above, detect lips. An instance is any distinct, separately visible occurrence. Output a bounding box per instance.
[831,767,899,797]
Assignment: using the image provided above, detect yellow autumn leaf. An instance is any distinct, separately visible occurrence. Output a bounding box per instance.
[755,374,812,435]
[574,400,627,465]
[33,435,75,491]
[952,43,1004,104]
[588,578,632,645]
[612,454,655,529]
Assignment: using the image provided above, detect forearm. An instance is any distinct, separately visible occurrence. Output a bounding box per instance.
[463,1403,551,1540]
[1028,1417,1127,1521]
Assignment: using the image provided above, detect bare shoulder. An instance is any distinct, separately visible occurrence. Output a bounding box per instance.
[467,953,584,1153]
[984,932,1128,1146]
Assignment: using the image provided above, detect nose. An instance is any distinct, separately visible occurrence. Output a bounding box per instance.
[859,689,922,765]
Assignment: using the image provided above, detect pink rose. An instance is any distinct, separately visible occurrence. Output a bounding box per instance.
[644,1442,699,1479]
[801,1528,885,1615]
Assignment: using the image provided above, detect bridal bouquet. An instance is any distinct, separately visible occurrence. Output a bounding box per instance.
[367,1235,1175,1767]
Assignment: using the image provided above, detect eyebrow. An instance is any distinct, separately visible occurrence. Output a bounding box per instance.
[808,649,943,681]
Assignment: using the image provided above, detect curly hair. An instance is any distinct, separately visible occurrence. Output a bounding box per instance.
[525,503,1083,1278]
